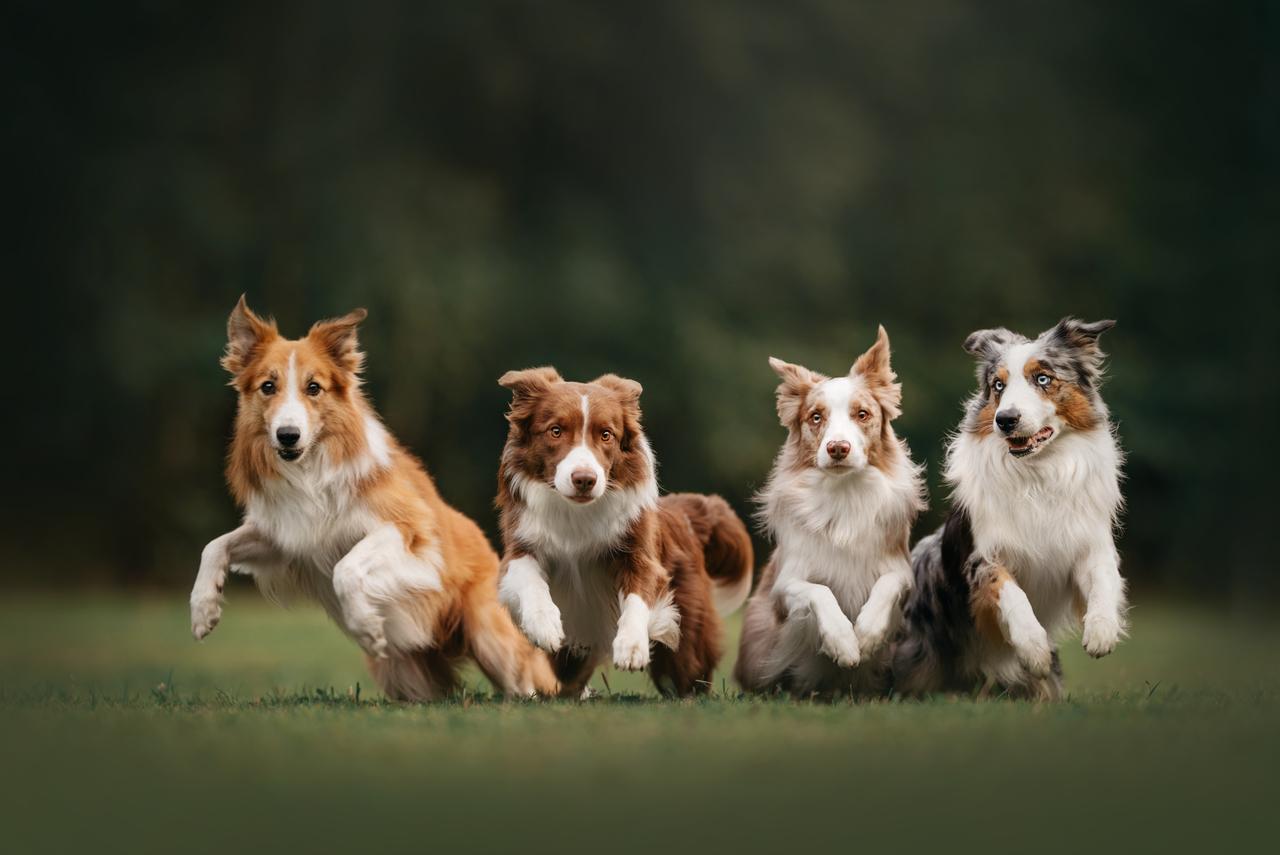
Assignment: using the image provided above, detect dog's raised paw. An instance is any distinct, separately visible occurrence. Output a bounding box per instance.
[522,603,565,653]
[190,596,222,640]
[1011,625,1053,677]
[821,622,861,669]
[612,630,650,671]
[1082,613,1121,658]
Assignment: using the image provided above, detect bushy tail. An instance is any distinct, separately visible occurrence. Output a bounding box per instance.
[661,493,754,616]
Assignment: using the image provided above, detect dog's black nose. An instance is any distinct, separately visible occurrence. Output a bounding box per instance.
[995,410,1021,434]
[571,469,597,494]
[826,440,851,461]
[276,426,301,447]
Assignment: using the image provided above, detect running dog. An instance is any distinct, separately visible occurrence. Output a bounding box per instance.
[893,318,1126,699]
[494,367,753,697]
[736,327,926,697]
[189,297,558,701]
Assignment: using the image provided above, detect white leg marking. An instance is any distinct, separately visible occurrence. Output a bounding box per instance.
[777,579,860,668]
[853,565,912,656]
[612,593,652,671]
[1077,547,1128,658]
[331,523,436,660]
[997,579,1053,677]
[498,555,564,652]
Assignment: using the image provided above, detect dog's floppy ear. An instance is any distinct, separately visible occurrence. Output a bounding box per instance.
[1047,317,1116,380]
[962,327,1016,359]
[498,366,563,401]
[593,374,643,451]
[308,308,368,375]
[852,325,902,420]
[222,295,278,375]
[769,357,822,428]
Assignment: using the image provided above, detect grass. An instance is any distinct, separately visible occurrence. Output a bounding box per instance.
[1,589,1277,854]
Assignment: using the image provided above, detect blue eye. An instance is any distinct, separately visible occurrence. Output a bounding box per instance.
[993,380,1005,393]
[1036,374,1052,387]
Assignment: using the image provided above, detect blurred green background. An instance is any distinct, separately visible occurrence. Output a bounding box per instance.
[5,0,1277,604]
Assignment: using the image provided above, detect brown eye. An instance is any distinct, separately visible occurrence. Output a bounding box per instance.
[810,412,823,425]
[549,425,562,438]
[261,380,276,396]
[600,429,612,442]
[857,409,870,422]
[306,382,322,397]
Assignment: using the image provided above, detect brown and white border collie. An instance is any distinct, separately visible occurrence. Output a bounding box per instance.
[189,297,557,701]
[494,368,754,697]
[892,318,1126,700]
[736,327,926,697]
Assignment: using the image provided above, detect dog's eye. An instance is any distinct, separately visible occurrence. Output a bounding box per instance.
[549,425,562,438]
[810,412,823,425]
[600,429,612,442]
[306,382,322,397]
[1036,373,1052,387]
[857,409,870,422]
[993,379,1005,393]
[261,380,276,396]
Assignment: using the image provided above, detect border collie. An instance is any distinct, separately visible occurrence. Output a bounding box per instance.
[494,367,754,697]
[893,318,1126,700]
[736,327,926,697]
[189,297,558,701]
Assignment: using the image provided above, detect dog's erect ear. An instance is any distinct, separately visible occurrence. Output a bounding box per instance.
[592,374,642,406]
[852,325,902,420]
[962,327,1016,359]
[222,295,278,375]
[308,308,368,374]
[498,366,563,401]
[769,357,822,428]
[1048,317,1116,350]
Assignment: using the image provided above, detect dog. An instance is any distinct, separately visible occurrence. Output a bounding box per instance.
[735,327,926,697]
[494,367,754,697]
[189,297,558,701]
[892,318,1126,700]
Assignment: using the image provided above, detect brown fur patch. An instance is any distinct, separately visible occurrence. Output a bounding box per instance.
[971,367,1008,438]
[971,563,1015,645]
[1023,359,1099,431]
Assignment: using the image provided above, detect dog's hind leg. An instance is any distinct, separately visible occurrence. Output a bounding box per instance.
[465,596,560,698]
[365,649,456,702]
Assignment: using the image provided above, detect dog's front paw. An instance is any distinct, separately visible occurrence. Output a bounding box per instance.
[1082,613,1122,658]
[820,621,861,668]
[612,628,651,671]
[1009,622,1053,678]
[521,602,565,653]
[854,611,892,657]
[190,594,222,640]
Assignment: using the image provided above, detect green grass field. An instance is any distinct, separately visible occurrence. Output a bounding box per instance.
[2,589,1276,854]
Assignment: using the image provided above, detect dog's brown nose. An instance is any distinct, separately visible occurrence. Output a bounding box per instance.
[826,440,851,461]
[571,469,598,493]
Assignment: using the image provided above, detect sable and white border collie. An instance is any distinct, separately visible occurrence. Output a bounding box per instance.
[189,297,557,701]
[893,318,1126,700]
[494,367,754,698]
[736,327,926,697]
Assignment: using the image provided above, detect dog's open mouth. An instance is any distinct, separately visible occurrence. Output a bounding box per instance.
[277,448,304,462]
[1006,426,1054,458]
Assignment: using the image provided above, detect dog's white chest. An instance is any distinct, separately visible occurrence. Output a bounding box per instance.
[246,466,375,572]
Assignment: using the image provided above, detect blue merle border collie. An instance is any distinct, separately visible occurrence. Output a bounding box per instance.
[892,318,1126,700]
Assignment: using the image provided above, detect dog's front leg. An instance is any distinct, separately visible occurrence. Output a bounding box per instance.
[497,553,564,652]
[973,563,1053,677]
[774,578,860,668]
[1075,543,1127,658]
[331,523,433,660]
[190,524,280,640]
[853,561,913,656]
[610,556,667,672]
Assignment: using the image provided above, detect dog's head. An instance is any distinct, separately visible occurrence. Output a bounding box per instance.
[769,326,902,475]
[222,296,367,465]
[499,367,649,504]
[962,317,1115,459]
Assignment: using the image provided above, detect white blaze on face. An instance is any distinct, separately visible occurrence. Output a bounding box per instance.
[553,394,607,500]
[270,349,311,449]
[995,342,1057,437]
[815,377,867,471]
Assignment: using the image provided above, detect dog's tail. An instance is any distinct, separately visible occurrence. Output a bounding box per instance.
[662,493,754,616]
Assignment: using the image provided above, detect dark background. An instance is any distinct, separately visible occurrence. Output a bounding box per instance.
[6,1,1277,603]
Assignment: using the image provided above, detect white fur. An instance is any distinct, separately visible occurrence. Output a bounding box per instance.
[814,377,869,470]
[553,395,607,500]
[505,439,680,658]
[270,350,311,449]
[498,555,565,652]
[995,343,1059,438]
[613,592,652,670]
[947,416,1127,676]
[761,444,923,688]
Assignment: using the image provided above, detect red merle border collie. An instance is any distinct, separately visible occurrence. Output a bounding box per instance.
[892,318,1126,700]
[189,298,558,701]
[735,327,926,697]
[495,367,754,697]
